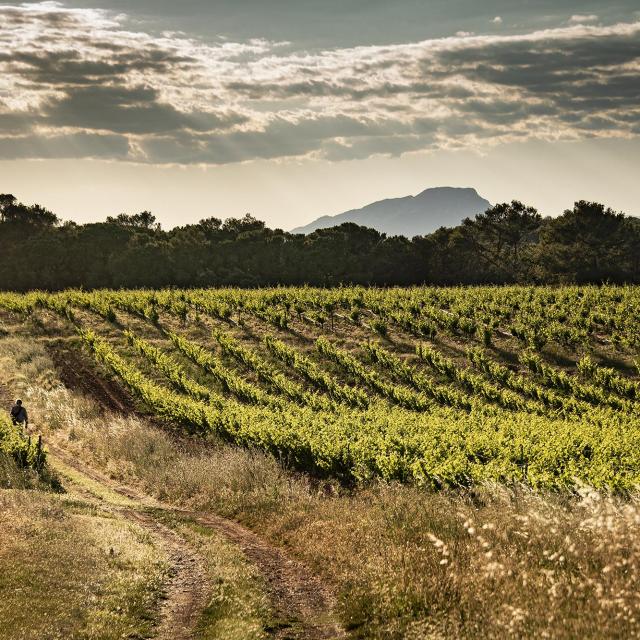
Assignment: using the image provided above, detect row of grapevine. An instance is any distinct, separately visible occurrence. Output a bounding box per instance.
[124,330,223,407]
[81,328,212,431]
[362,341,473,410]
[578,355,640,401]
[467,347,588,415]
[519,351,633,412]
[315,337,432,412]
[0,414,46,472]
[166,331,277,407]
[264,336,369,408]
[212,330,332,410]
[416,344,538,413]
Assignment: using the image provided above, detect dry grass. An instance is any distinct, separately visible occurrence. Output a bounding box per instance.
[61,419,640,638]
[0,490,166,640]
[5,335,640,638]
[36,399,640,638]
[0,453,41,490]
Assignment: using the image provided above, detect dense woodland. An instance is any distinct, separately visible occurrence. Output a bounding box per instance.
[1,193,639,290]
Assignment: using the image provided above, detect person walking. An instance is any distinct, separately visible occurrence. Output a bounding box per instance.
[10,399,28,429]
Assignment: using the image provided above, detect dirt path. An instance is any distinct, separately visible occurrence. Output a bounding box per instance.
[49,442,344,639]
[47,445,210,640]
[127,511,208,640]
[3,347,346,639]
[190,513,343,639]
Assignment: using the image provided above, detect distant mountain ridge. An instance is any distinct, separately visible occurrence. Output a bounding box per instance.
[291,186,491,237]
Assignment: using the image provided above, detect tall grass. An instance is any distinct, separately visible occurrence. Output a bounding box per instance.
[41,402,640,637]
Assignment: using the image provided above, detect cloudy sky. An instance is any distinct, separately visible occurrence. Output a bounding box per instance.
[1,1,639,229]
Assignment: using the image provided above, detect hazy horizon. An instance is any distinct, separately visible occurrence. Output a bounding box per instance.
[1,1,639,229]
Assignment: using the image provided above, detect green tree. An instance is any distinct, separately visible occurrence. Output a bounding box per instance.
[106,211,160,230]
[461,201,542,282]
[0,194,59,227]
[539,201,628,282]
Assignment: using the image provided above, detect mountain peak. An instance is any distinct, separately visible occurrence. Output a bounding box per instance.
[291,186,490,236]
[415,186,479,198]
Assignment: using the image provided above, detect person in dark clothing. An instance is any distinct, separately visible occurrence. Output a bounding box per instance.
[10,399,28,428]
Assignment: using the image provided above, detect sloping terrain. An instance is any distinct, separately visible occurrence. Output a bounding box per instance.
[0,347,345,640]
[291,187,490,235]
[2,286,640,639]
[3,285,638,489]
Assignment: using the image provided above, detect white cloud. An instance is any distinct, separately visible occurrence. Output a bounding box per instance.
[569,14,599,24]
[0,2,638,164]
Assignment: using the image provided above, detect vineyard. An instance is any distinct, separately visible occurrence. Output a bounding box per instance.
[2,285,639,491]
[0,413,45,472]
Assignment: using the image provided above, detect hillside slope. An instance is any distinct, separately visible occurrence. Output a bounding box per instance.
[291,186,491,236]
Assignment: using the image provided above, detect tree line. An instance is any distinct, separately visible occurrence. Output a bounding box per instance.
[1,193,639,290]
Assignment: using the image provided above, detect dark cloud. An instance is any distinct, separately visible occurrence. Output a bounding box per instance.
[138,115,416,164]
[0,48,197,85]
[32,0,638,49]
[41,85,246,134]
[322,134,436,161]
[141,129,318,164]
[0,112,38,134]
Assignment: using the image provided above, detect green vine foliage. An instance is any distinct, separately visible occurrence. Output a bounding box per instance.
[2,285,640,491]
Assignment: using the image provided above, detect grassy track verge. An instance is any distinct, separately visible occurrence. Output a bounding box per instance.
[0,490,166,640]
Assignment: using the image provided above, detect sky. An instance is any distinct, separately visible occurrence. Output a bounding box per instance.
[0,1,639,229]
